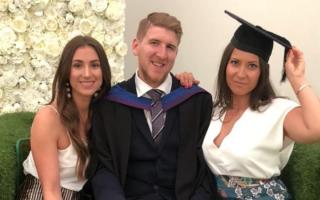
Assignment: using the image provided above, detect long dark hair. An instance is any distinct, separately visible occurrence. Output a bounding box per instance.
[213,43,276,117]
[49,35,111,179]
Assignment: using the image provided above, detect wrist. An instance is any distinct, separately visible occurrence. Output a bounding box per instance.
[295,83,311,96]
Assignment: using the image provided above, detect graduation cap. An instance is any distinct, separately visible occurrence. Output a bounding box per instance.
[225,10,292,82]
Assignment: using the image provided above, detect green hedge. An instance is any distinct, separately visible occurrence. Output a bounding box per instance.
[282,143,320,200]
[0,112,34,200]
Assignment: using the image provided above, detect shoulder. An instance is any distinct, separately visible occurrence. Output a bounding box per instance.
[268,98,299,111]
[31,105,63,141]
[33,105,60,124]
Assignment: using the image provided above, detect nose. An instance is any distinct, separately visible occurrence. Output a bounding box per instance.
[156,45,168,59]
[83,65,91,77]
[236,65,246,78]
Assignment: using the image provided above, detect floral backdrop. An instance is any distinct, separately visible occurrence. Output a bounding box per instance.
[0,0,127,114]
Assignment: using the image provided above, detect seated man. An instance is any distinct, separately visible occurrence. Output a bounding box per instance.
[87,12,216,200]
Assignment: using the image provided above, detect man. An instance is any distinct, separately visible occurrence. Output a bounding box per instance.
[87,12,215,200]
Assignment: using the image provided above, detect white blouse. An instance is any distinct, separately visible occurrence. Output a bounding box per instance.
[23,142,86,191]
[202,98,299,179]
[23,105,86,191]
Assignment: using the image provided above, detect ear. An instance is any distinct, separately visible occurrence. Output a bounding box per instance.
[131,38,139,56]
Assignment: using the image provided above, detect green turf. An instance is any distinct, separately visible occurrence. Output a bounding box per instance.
[0,112,34,200]
[282,143,320,200]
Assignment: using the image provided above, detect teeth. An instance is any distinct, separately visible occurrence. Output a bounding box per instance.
[81,81,94,86]
[152,61,164,67]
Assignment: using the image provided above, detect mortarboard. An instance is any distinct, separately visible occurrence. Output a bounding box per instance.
[225,10,292,82]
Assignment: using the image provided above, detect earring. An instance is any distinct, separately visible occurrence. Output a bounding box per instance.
[93,89,100,98]
[66,82,71,98]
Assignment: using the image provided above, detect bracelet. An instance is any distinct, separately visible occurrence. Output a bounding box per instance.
[296,83,310,95]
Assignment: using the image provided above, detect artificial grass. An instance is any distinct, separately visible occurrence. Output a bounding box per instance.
[0,112,34,200]
[282,143,320,200]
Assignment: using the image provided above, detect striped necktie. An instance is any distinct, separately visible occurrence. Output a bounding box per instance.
[147,89,165,143]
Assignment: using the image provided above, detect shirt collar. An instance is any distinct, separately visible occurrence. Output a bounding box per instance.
[135,70,172,98]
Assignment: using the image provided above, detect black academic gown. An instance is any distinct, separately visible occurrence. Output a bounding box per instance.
[87,74,216,200]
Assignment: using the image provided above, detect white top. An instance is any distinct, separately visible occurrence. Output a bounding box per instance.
[23,106,87,191]
[135,71,172,132]
[202,98,299,179]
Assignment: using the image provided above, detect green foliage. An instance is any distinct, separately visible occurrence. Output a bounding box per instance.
[0,112,34,200]
[282,143,320,200]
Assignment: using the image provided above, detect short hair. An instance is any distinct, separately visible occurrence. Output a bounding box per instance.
[136,12,183,44]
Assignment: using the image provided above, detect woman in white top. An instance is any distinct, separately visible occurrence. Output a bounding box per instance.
[202,11,320,199]
[16,35,112,200]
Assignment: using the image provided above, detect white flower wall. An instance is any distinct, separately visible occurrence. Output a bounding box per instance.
[0,0,127,114]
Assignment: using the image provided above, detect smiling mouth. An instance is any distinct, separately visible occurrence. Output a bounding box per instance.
[152,61,165,67]
[80,81,95,87]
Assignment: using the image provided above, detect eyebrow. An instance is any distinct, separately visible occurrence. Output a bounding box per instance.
[72,59,100,63]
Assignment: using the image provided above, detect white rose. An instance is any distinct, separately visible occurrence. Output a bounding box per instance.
[115,41,128,57]
[13,103,22,112]
[18,77,27,89]
[111,71,124,85]
[0,56,7,65]
[15,40,27,52]
[57,16,67,28]
[2,105,16,113]
[31,0,49,11]
[20,0,32,9]
[0,88,3,99]
[2,63,15,71]
[36,61,52,79]
[45,17,58,31]
[11,54,25,64]
[90,0,108,13]
[3,70,19,88]
[34,10,44,17]
[44,4,58,18]
[43,32,61,57]
[65,13,74,24]
[105,1,125,21]
[0,1,9,12]
[83,7,94,18]
[0,26,16,52]
[54,2,68,17]
[8,3,17,13]
[24,66,36,79]
[91,30,104,44]
[79,18,93,34]
[38,82,48,93]
[68,30,83,40]
[16,65,26,77]
[23,89,45,111]
[68,0,85,13]
[11,16,28,33]
[104,34,121,46]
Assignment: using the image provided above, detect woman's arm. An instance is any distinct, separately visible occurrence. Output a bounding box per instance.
[31,107,63,200]
[284,47,320,143]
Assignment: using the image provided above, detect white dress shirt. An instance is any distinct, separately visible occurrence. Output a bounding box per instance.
[134,71,172,132]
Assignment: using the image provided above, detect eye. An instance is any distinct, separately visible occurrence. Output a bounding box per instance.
[229,59,239,65]
[149,40,159,46]
[72,62,81,68]
[92,62,101,68]
[248,63,258,70]
[167,44,177,51]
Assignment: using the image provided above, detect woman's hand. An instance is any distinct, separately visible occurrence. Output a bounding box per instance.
[175,72,200,88]
[285,47,306,92]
